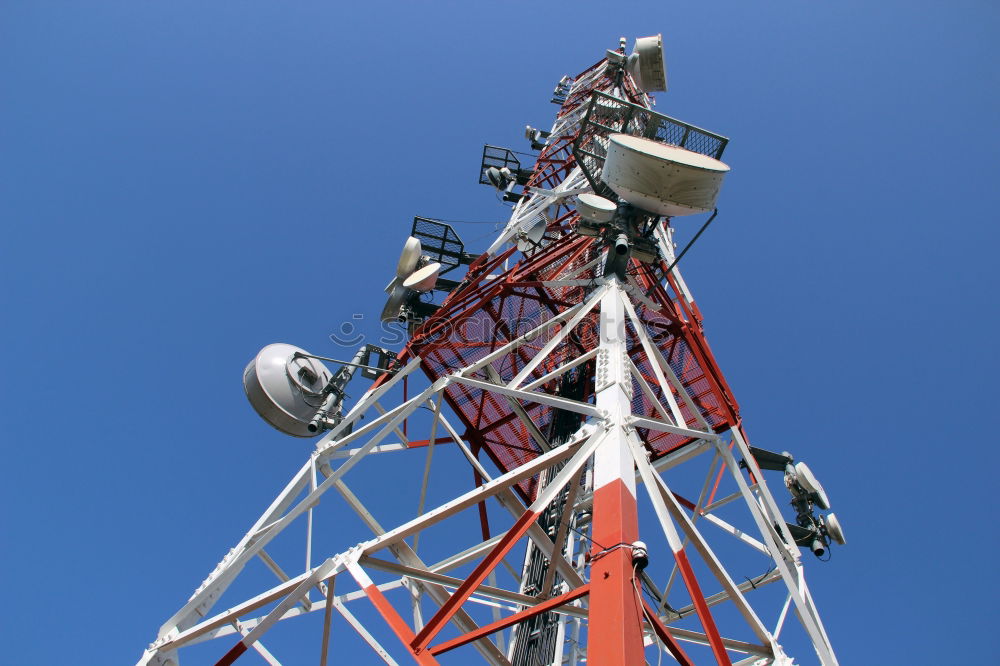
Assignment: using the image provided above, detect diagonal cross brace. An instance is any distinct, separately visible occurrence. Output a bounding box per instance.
[409,427,605,653]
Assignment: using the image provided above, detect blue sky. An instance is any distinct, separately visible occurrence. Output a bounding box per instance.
[2,1,997,664]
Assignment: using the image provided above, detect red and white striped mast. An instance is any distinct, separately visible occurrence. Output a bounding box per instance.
[139,34,844,666]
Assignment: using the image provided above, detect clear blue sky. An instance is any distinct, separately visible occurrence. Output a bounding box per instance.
[1,1,997,664]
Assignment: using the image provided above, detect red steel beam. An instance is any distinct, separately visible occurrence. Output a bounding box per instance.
[410,505,542,653]
[428,585,590,656]
[640,598,695,666]
[357,572,440,666]
[673,549,733,665]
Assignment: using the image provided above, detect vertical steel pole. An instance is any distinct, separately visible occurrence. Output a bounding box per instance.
[586,280,645,666]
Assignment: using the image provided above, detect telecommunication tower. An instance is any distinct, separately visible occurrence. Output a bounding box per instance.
[139,34,845,666]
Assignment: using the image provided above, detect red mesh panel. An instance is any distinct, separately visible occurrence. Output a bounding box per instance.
[406,235,738,501]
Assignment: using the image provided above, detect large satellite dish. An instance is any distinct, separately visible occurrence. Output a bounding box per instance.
[627,34,668,92]
[243,343,331,437]
[601,134,729,217]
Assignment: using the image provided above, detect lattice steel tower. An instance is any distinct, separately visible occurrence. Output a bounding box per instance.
[139,34,844,666]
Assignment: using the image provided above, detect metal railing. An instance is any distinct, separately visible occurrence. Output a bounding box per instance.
[572,91,729,198]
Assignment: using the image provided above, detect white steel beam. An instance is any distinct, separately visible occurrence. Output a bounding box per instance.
[360,430,598,555]
[628,414,720,442]
[449,375,602,419]
[521,348,598,392]
[315,356,423,452]
[459,300,590,378]
[628,435,773,647]
[713,439,838,665]
[507,283,607,387]
[328,477,511,666]
[334,597,401,666]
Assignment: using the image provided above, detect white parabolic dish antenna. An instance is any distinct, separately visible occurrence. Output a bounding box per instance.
[794,461,831,511]
[825,513,847,545]
[396,237,422,279]
[243,343,331,437]
[601,134,729,217]
[381,285,408,322]
[576,193,617,223]
[402,262,442,292]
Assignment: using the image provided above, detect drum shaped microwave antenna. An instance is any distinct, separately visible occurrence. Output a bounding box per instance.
[576,193,617,223]
[601,133,729,217]
[243,343,332,437]
[381,236,448,322]
[627,34,668,92]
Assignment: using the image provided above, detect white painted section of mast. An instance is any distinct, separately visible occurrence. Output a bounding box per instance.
[592,279,637,497]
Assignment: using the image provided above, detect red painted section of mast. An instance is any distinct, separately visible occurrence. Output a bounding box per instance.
[587,478,646,666]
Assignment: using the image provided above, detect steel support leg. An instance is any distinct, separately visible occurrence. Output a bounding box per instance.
[586,281,646,666]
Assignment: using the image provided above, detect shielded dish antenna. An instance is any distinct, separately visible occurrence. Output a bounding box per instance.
[243,343,332,437]
[601,133,729,217]
[381,285,409,322]
[627,34,668,92]
[576,193,617,223]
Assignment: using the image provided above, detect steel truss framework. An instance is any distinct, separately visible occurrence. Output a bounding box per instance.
[139,45,839,666]
[139,279,837,666]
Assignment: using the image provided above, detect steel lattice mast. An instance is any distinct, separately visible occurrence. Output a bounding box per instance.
[139,35,842,666]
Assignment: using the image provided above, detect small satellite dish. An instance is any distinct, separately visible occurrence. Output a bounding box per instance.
[516,219,546,252]
[601,134,729,217]
[396,237,422,279]
[486,166,513,191]
[794,461,831,511]
[244,343,331,438]
[825,513,847,546]
[576,193,617,223]
[402,262,442,292]
[381,285,409,322]
[627,34,667,92]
